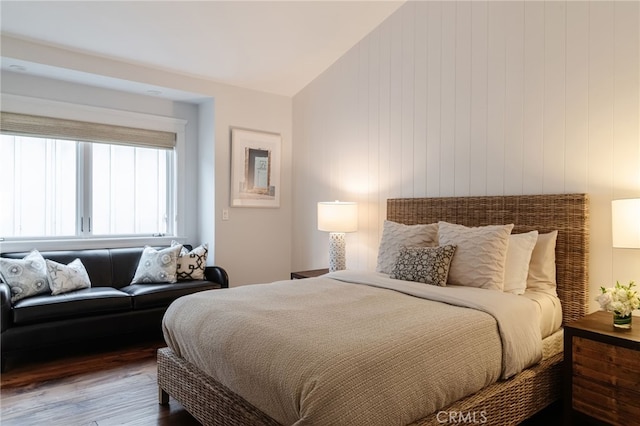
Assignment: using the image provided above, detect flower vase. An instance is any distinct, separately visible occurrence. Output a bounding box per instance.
[613,313,632,329]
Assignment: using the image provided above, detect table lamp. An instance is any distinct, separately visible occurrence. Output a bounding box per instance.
[612,198,640,248]
[317,201,358,272]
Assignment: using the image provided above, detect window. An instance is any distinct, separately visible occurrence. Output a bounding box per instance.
[0,111,177,241]
[91,143,169,236]
[1,136,77,237]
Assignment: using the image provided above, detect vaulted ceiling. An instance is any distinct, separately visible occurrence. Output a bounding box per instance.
[1,1,404,97]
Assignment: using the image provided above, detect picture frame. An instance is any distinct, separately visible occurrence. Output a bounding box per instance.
[230,127,281,208]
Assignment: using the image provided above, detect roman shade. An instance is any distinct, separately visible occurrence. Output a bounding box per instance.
[0,111,176,149]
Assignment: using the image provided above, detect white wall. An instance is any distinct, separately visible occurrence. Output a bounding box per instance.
[292,1,640,312]
[1,36,293,286]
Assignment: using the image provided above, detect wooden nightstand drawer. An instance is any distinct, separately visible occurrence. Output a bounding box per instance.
[573,337,640,389]
[565,311,640,426]
[572,336,640,423]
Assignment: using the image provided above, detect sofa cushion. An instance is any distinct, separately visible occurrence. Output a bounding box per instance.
[109,247,157,288]
[120,281,220,309]
[12,287,132,325]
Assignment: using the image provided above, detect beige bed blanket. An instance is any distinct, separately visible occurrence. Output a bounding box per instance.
[163,271,542,426]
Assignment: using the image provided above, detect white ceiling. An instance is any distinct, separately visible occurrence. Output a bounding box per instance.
[0,1,404,98]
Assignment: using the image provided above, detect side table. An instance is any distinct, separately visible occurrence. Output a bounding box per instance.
[290,268,329,280]
[563,310,640,425]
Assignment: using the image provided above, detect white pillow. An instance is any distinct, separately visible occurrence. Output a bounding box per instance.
[0,250,49,303]
[376,220,438,274]
[503,231,538,295]
[526,231,558,296]
[438,221,514,291]
[131,245,182,284]
[46,258,91,295]
[172,241,208,281]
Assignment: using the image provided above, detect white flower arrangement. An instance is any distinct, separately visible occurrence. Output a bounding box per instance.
[596,281,640,317]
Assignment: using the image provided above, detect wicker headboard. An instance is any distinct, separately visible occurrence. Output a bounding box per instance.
[387,194,589,326]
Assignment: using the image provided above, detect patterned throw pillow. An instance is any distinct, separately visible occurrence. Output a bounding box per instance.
[173,242,208,281]
[0,250,49,303]
[46,258,92,295]
[390,245,456,286]
[131,245,182,284]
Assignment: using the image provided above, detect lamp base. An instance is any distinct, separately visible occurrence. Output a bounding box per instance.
[328,232,346,272]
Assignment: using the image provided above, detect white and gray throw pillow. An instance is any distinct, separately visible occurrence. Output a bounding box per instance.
[390,245,456,286]
[172,241,208,281]
[131,245,182,284]
[0,250,49,303]
[46,258,91,295]
[438,221,514,291]
[376,220,439,274]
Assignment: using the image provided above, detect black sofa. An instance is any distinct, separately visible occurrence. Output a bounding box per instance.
[0,246,229,370]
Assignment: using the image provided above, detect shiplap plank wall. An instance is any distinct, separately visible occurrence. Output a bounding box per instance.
[292,1,639,309]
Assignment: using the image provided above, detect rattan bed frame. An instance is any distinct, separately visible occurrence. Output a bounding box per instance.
[158,193,589,425]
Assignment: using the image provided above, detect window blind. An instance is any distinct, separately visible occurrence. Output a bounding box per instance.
[0,111,176,149]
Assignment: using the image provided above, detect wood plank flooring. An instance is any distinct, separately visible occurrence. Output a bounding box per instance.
[1,340,199,426]
[1,340,564,425]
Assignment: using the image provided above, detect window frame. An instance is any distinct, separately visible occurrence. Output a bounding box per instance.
[0,94,187,252]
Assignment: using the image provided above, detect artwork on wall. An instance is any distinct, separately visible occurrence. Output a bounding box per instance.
[230,127,281,208]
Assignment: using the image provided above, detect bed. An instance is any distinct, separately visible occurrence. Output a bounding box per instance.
[157,193,589,425]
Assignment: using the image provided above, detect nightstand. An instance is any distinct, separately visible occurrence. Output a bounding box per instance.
[290,268,329,279]
[564,311,640,425]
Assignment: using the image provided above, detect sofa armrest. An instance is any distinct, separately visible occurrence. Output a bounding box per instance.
[204,266,229,288]
[0,282,12,332]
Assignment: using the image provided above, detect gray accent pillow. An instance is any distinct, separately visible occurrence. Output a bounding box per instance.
[0,250,49,303]
[46,258,91,295]
[390,245,456,286]
[131,245,182,284]
[376,220,439,274]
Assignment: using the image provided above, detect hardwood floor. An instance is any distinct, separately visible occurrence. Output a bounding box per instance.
[1,340,199,426]
[1,340,564,425]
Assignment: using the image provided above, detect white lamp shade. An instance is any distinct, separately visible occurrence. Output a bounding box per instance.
[317,201,358,233]
[612,198,640,248]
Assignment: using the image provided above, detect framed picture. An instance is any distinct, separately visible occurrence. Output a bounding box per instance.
[230,127,281,208]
